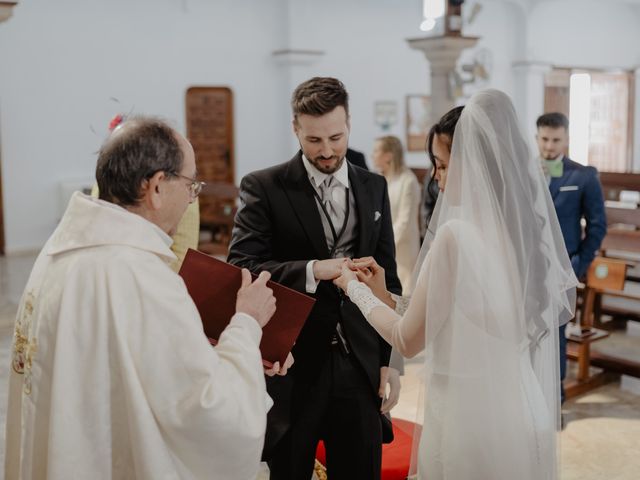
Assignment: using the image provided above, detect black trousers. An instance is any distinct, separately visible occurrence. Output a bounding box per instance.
[559,323,567,404]
[268,346,382,480]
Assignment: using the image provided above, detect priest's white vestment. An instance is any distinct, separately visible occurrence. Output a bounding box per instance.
[6,192,270,480]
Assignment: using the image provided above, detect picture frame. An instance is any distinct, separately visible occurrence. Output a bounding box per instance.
[405,94,432,152]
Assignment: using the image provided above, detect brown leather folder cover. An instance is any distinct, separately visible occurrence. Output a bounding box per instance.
[179,249,315,367]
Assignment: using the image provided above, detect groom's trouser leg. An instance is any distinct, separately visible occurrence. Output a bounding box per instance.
[268,366,329,480]
[323,348,382,480]
[559,323,567,404]
[268,348,382,480]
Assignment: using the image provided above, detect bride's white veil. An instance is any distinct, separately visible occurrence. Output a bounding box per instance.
[405,90,577,479]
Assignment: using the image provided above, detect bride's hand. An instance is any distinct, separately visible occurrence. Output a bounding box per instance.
[333,261,358,293]
[351,257,390,303]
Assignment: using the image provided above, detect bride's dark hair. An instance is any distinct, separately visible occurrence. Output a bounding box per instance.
[424,106,464,216]
[426,106,464,171]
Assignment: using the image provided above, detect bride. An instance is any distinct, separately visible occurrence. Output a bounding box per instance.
[335,90,577,479]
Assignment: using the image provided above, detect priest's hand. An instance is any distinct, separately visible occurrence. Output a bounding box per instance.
[236,269,276,327]
[379,366,401,414]
[264,352,294,377]
[313,258,350,281]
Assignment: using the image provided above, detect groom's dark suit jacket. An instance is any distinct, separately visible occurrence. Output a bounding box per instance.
[227,152,401,453]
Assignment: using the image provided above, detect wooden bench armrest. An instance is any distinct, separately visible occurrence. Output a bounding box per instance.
[596,288,640,302]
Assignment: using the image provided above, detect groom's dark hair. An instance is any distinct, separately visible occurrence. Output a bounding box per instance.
[291,77,349,123]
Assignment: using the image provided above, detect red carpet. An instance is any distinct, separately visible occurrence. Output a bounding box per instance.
[315,418,419,479]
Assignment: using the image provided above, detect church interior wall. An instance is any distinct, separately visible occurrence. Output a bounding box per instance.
[0,0,292,253]
[0,0,639,253]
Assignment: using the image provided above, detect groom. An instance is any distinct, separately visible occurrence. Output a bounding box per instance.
[228,77,402,479]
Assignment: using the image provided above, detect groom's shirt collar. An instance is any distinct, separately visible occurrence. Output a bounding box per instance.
[302,154,350,189]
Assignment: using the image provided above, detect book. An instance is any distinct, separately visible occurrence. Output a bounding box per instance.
[179,249,315,367]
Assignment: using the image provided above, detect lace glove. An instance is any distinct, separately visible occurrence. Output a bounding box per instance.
[346,280,388,320]
[391,293,410,316]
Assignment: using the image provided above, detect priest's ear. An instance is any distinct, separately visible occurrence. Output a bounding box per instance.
[140,170,166,210]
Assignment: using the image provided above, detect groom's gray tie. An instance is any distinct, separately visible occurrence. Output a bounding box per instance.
[319,175,345,233]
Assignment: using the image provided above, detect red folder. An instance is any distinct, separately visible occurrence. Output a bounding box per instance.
[179,249,315,367]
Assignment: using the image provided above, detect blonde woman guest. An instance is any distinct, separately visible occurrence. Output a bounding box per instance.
[372,136,421,294]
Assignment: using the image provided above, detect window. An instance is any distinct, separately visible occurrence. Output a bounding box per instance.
[544,68,634,172]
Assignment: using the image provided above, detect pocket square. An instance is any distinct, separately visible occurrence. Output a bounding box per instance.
[559,185,579,192]
[374,211,381,221]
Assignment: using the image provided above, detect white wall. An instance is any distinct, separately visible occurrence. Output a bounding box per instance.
[1,0,640,253]
[0,0,291,253]
[460,1,527,99]
[527,0,640,70]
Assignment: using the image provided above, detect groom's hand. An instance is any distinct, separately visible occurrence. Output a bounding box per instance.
[313,258,350,281]
[379,366,401,414]
[333,261,359,292]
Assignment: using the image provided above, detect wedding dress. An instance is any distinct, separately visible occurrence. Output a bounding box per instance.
[347,90,577,479]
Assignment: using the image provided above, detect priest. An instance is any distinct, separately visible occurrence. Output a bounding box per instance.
[5,117,280,479]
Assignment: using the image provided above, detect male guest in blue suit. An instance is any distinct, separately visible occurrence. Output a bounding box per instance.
[536,112,607,403]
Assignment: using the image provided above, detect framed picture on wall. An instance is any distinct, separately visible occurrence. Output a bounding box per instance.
[406,94,432,152]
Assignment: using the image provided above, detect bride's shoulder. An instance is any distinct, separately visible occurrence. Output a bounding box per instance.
[435,219,480,245]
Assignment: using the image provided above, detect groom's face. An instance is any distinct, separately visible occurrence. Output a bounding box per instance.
[294,106,350,174]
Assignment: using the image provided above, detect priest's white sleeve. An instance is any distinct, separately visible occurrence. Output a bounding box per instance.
[119,258,270,480]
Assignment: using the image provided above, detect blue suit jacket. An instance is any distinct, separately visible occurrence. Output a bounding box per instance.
[549,157,607,278]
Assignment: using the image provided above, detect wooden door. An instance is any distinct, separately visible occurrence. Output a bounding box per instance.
[185,87,235,251]
[185,87,234,184]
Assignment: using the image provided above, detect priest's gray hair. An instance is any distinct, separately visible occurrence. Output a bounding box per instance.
[96,116,184,207]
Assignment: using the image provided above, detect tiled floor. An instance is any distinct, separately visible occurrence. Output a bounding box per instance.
[1,252,640,479]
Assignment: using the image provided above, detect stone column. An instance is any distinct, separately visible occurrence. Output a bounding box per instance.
[407,35,479,122]
[512,61,552,150]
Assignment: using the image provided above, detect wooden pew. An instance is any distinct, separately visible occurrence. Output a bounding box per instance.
[599,172,640,202]
[565,257,629,397]
[596,171,640,324]
[198,181,239,258]
[601,206,640,258]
